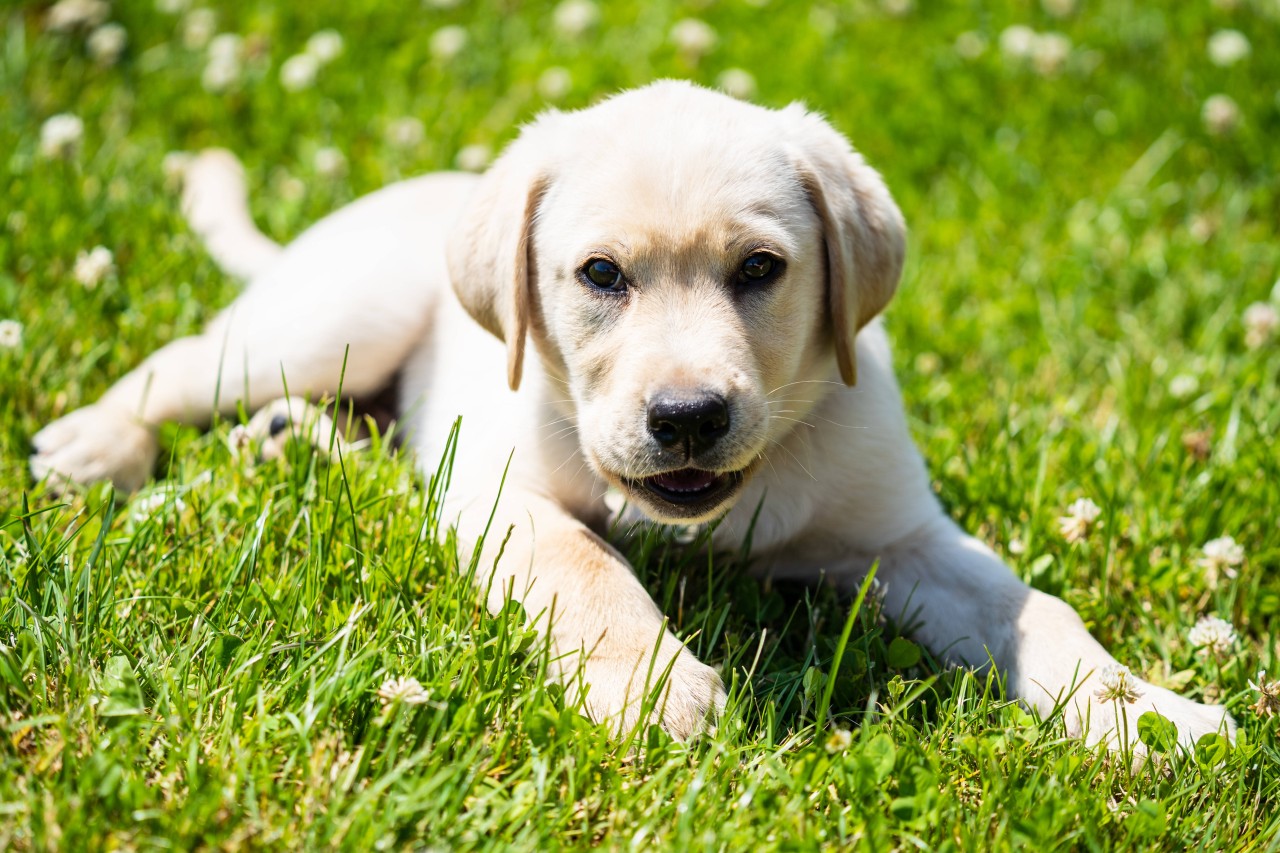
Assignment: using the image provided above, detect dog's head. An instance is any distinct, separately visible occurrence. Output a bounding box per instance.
[447,81,905,523]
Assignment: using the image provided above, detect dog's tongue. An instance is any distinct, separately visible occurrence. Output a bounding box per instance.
[651,468,719,493]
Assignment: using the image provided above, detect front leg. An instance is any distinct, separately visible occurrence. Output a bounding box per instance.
[460,489,725,739]
[869,516,1235,750]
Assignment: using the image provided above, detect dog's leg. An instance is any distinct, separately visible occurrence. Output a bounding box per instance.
[864,515,1235,750]
[455,488,725,740]
[32,153,467,492]
[31,285,422,492]
[180,148,284,282]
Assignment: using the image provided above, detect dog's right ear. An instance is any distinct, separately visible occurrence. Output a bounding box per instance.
[446,122,557,391]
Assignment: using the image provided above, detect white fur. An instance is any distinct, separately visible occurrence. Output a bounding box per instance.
[31,82,1233,747]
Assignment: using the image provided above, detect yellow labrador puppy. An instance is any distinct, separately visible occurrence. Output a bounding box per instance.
[31,82,1232,747]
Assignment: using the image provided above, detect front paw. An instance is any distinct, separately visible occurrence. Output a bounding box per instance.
[563,641,726,741]
[30,404,158,493]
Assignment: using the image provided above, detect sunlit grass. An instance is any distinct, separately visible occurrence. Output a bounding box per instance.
[2,0,1278,848]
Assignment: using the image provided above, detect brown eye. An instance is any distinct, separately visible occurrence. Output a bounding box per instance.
[582,258,625,292]
[739,252,781,284]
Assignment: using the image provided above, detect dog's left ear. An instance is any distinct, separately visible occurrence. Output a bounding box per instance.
[786,106,906,387]
[447,120,558,391]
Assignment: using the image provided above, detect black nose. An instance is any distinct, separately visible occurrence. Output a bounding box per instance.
[647,390,730,453]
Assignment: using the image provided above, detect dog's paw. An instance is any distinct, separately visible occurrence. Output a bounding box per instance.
[1071,679,1236,754]
[565,643,726,741]
[30,404,158,493]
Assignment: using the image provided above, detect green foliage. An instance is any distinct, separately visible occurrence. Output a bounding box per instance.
[2,0,1279,849]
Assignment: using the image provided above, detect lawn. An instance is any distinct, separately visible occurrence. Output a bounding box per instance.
[2,0,1279,848]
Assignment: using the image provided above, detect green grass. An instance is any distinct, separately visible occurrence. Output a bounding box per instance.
[3,0,1280,848]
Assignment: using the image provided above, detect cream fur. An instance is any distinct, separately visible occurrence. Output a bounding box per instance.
[31,82,1233,747]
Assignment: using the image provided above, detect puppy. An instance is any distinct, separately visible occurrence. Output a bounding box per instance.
[31,81,1233,747]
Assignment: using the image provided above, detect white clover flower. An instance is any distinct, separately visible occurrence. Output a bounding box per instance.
[0,319,22,349]
[182,8,217,50]
[1187,615,1238,659]
[430,25,468,61]
[156,0,190,13]
[87,22,128,65]
[537,66,572,100]
[208,32,242,62]
[880,0,913,16]
[716,68,757,100]
[1031,32,1071,75]
[46,0,110,32]
[670,18,717,59]
[1093,663,1143,704]
[1168,373,1199,399]
[226,423,253,459]
[1172,371,1198,399]
[1198,535,1244,585]
[74,245,115,289]
[1202,94,1241,136]
[553,0,599,39]
[313,146,347,177]
[954,31,987,60]
[455,144,492,173]
[280,53,320,91]
[131,491,187,522]
[1057,497,1102,544]
[1041,0,1077,17]
[999,25,1037,60]
[388,117,425,148]
[1243,301,1278,349]
[39,113,84,159]
[1249,670,1280,718]
[424,0,461,7]
[1207,29,1250,67]
[824,727,853,753]
[1007,537,1027,555]
[306,30,344,64]
[203,49,242,92]
[377,676,431,705]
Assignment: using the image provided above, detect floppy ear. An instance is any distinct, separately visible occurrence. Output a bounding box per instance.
[446,125,555,391]
[787,106,906,387]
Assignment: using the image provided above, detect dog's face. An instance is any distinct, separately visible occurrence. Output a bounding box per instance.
[447,82,905,523]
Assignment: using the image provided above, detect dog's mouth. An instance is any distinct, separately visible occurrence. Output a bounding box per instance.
[622,467,747,519]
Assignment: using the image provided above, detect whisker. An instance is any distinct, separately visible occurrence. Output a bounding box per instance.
[766,435,818,482]
[766,379,843,397]
[770,415,817,430]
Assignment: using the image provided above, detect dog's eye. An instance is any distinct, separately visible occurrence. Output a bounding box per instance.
[739,252,782,284]
[582,258,625,292]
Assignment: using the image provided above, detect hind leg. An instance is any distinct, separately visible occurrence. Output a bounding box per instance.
[31,230,445,491]
[32,156,465,491]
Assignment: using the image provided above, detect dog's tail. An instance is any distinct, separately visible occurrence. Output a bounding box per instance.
[179,149,283,282]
